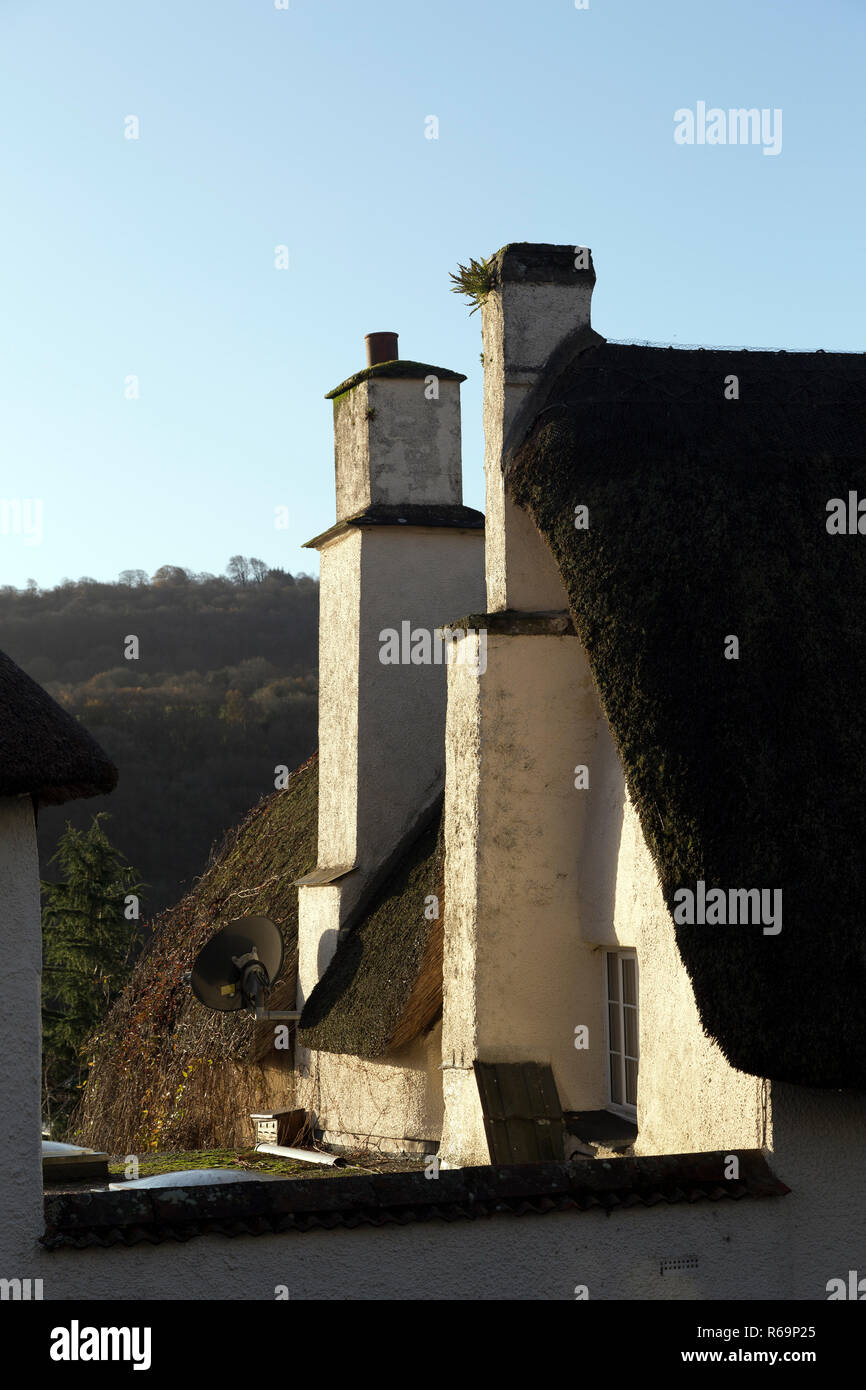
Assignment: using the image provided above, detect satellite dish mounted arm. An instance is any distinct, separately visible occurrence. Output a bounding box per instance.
[188,917,301,1021]
[229,948,300,1020]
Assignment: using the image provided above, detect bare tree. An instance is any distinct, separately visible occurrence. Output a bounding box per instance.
[226,555,251,585]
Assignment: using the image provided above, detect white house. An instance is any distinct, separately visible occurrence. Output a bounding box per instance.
[0,647,116,1271]
[293,244,866,1285]
[30,243,866,1300]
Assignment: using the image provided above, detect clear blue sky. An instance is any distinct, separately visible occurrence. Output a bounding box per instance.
[1,0,862,589]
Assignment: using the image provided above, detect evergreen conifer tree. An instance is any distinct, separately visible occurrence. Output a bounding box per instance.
[41,813,142,1136]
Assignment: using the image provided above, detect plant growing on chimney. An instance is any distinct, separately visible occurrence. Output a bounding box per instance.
[449,254,495,315]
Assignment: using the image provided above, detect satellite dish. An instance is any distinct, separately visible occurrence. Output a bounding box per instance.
[189,916,298,1020]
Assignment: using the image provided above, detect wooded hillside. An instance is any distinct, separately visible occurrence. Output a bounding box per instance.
[1,562,318,916]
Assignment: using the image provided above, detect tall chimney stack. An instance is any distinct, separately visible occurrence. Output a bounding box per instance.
[296,336,485,1007]
[481,243,598,612]
[438,244,601,1166]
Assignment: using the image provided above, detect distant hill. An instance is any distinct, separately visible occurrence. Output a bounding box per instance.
[0,562,318,917]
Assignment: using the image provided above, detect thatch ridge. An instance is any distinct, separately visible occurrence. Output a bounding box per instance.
[76,754,318,1152]
[299,798,445,1058]
[0,647,117,804]
[507,340,866,1088]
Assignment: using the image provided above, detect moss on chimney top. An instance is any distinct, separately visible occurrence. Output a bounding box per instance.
[325,359,466,401]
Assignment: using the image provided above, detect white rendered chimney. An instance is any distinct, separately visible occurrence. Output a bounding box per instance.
[481,243,597,612]
[296,337,485,1004]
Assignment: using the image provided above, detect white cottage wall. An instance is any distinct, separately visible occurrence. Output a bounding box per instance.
[16,1193,855,1300]
[0,796,44,1274]
[292,1024,444,1154]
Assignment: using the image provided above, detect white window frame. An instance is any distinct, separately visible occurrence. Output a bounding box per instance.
[604,949,639,1119]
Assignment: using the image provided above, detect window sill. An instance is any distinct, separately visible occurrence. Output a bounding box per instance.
[563,1109,639,1153]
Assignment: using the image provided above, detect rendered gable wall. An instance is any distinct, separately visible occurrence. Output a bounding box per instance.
[440,245,767,1165]
[584,707,766,1156]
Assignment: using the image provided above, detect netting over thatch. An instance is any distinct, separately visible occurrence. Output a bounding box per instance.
[75,754,318,1153]
[507,336,866,1088]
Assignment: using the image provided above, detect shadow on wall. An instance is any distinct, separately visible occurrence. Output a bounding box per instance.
[768,1082,866,1298]
[317,929,340,980]
[577,715,626,941]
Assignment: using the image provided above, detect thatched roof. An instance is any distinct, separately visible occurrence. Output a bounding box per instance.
[298,798,444,1058]
[0,646,117,805]
[77,755,319,1153]
[506,335,866,1089]
[78,752,447,1149]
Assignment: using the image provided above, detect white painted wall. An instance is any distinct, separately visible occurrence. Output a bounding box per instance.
[296,884,342,1009]
[440,630,606,1166]
[766,1084,866,1297]
[20,1183,865,1300]
[626,791,765,1156]
[291,1024,443,1154]
[299,524,484,1008]
[440,629,767,1164]
[573,711,765,1155]
[356,526,484,871]
[435,626,866,1286]
[0,796,44,1275]
[316,531,362,873]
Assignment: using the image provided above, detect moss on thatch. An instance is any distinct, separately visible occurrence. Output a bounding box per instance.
[75,754,318,1153]
[0,647,117,804]
[507,339,866,1089]
[299,800,444,1058]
